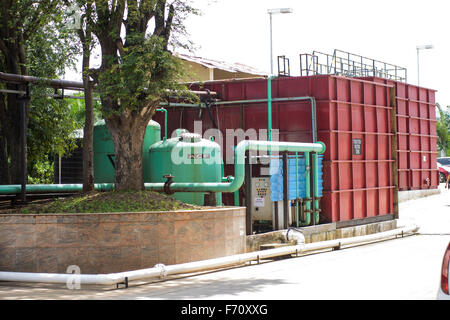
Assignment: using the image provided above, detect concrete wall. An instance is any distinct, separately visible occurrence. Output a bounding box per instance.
[0,207,246,274]
[398,189,441,203]
[246,219,398,252]
[213,69,259,80]
[182,60,212,82]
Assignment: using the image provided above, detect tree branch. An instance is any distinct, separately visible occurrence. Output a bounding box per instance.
[23,0,58,41]
[163,3,175,47]
[153,0,166,36]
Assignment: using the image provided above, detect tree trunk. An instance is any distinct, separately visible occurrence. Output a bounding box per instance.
[3,37,29,185]
[82,80,94,192]
[0,129,10,184]
[0,95,10,184]
[81,44,94,191]
[105,113,150,191]
[5,89,24,185]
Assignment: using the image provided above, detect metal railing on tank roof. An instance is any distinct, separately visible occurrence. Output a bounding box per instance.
[299,49,407,82]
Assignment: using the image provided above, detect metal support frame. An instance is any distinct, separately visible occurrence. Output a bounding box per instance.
[277,55,290,77]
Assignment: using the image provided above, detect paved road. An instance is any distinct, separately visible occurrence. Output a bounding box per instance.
[0,185,449,300]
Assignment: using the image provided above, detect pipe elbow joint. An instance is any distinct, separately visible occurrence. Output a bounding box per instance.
[317,141,326,154]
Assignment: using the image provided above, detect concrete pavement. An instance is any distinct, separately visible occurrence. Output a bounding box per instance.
[0,184,449,300]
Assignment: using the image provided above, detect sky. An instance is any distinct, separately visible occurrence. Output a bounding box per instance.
[68,0,450,108]
[179,0,450,107]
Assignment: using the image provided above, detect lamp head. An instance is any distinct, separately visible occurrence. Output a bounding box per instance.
[268,8,293,14]
[416,45,434,50]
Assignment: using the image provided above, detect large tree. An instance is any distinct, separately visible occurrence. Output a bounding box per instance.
[0,0,79,184]
[76,0,197,190]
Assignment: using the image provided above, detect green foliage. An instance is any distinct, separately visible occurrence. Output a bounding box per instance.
[0,0,82,183]
[65,93,102,129]
[27,86,79,161]
[27,158,54,184]
[98,35,191,116]
[436,103,450,156]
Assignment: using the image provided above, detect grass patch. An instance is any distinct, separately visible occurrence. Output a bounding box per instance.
[14,190,202,214]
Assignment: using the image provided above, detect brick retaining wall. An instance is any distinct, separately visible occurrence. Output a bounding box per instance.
[0,207,246,274]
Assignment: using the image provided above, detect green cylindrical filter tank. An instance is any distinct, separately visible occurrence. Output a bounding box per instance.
[148,132,223,206]
[93,119,161,183]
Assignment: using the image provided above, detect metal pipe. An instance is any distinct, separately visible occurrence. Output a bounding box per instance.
[0,72,85,90]
[282,152,289,229]
[156,108,167,140]
[0,72,216,97]
[0,224,419,286]
[159,102,207,108]
[215,94,318,144]
[313,153,320,224]
[310,152,316,226]
[295,152,299,227]
[302,152,312,226]
[0,183,114,195]
[0,141,325,195]
[144,140,325,194]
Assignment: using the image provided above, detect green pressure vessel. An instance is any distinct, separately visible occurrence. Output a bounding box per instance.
[148,132,223,206]
[93,119,161,183]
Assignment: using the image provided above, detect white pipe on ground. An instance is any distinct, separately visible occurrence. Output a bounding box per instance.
[0,224,419,287]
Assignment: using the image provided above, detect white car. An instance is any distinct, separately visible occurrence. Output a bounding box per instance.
[437,242,450,300]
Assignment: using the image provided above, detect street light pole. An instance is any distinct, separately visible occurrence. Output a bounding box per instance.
[268,8,293,75]
[416,45,433,86]
[269,12,273,75]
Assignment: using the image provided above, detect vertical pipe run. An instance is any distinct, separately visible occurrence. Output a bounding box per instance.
[282,152,289,229]
[303,152,311,226]
[310,152,316,226]
[295,153,298,226]
[313,153,320,225]
[234,190,239,207]
[245,154,252,235]
[311,98,317,143]
[156,108,167,140]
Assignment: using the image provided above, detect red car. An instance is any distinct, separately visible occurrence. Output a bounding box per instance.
[437,157,450,184]
[438,242,450,300]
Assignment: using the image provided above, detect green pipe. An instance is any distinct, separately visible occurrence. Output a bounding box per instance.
[234,190,239,206]
[143,140,326,193]
[295,153,298,227]
[156,108,167,140]
[302,152,312,226]
[313,153,320,224]
[0,142,325,203]
[159,93,318,143]
[159,102,207,108]
[0,183,115,195]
